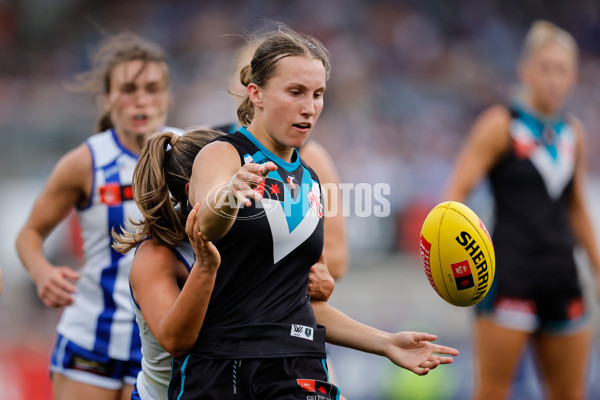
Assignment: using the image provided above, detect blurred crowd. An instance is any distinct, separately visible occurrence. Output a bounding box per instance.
[4,0,600,203]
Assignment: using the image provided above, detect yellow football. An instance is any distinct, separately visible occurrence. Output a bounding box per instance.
[419,201,495,307]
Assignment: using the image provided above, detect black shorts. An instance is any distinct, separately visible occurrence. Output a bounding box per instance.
[476,278,589,334]
[168,356,341,400]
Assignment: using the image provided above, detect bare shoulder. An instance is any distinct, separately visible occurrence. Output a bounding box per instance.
[48,143,93,191]
[468,104,512,149]
[299,140,340,184]
[131,240,179,278]
[473,105,511,132]
[195,140,241,168]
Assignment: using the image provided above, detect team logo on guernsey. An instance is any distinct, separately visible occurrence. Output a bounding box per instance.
[99,183,133,205]
[451,260,475,290]
[308,190,323,219]
[282,167,303,200]
[290,324,314,341]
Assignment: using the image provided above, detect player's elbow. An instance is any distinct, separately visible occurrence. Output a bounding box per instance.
[198,221,225,242]
[160,336,196,358]
[325,246,348,280]
[328,253,348,280]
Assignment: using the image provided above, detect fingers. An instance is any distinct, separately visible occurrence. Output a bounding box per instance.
[432,355,455,365]
[432,344,460,356]
[261,161,278,175]
[193,232,221,271]
[62,270,80,282]
[230,182,259,207]
[411,366,430,376]
[418,360,441,370]
[224,162,279,208]
[185,203,201,239]
[40,269,79,308]
[412,332,437,342]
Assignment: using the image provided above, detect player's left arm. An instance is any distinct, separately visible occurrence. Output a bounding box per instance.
[567,116,600,296]
[311,300,459,376]
[300,141,348,279]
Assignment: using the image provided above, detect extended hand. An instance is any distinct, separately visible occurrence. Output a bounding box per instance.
[227,161,277,207]
[385,331,459,376]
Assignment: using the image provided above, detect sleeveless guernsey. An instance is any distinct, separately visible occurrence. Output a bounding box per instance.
[484,103,583,323]
[56,127,181,362]
[186,126,326,359]
[134,241,195,400]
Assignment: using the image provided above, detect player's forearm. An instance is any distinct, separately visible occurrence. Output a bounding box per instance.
[311,300,391,356]
[323,242,348,280]
[571,205,600,272]
[156,267,217,357]
[195,187,239,241]
[15,227,53,283]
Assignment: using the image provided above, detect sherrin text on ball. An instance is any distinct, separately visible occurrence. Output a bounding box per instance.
[419,201,495,307]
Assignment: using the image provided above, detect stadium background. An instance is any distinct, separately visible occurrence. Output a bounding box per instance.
[1,0,600,398]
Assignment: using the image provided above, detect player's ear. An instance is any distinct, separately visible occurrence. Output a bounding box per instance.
[185,182,189,197]
[247,83,263,108]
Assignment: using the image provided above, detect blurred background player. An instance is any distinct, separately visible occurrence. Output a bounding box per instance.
[15,33,180,400]
[443,20,600,400]
[113,128,336,399]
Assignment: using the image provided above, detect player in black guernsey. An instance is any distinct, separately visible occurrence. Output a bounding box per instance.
[443,21,600,400]
[171,25,458,400]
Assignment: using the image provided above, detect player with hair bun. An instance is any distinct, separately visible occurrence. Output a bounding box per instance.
[174,23,458,400]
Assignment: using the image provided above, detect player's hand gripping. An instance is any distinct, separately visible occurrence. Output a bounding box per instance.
[384,331,459,376]
[186,203,221,272]
[226,161,277,207]
[308,253,335,301]
[34,264,80,308]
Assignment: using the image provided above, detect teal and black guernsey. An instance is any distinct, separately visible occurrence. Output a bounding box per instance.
[483,103,581,317]
[192,126,326,359]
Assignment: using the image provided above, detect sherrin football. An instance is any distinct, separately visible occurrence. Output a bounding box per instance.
[419,201,495,307]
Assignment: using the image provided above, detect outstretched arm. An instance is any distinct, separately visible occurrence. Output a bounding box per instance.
[189,141,276,241]
[311,300,459,375]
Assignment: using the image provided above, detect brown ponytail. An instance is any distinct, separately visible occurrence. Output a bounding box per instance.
[97,111,114,133]
[113,128,223,253]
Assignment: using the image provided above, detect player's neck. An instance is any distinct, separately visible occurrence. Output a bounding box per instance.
[113,127,144,154]
[245,123,295,163]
